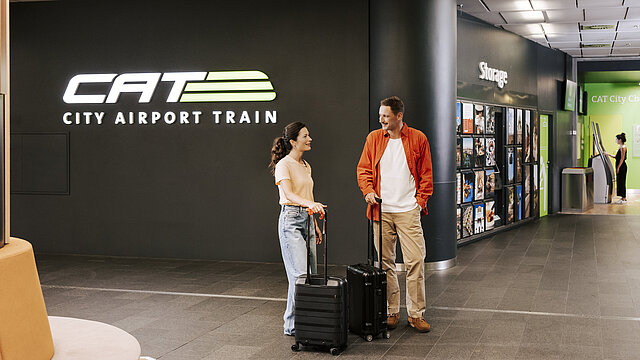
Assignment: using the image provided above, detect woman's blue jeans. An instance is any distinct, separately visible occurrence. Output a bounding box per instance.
[278,205,316,335]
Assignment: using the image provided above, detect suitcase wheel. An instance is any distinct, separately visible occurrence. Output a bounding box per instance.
[365,334,374,342]
[330,347,340,356]
[291,343,300,352]
[384,331,391,339]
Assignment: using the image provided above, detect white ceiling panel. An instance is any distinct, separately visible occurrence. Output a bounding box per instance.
[500,11,545,23]
[483,0,533,12]
[581,47,613,56]
[456,0,488,13]
[613,40,640,47]
[562,49,584,56]
[528,33,548,41]
[580,30,617,41]
[542,22,580,34]
[611,47,640,55]
[460,0,640,58]
[531,0,579,10]
[579,20,619,29]
[546,9,584,22]
[546,33,581,42]
[549,41,582,48]
[618,20,640,31]
[582,40,614,46]
[626,7,640,20]
[578,0,623,7]
[468,11,506,25]
[584,7,628,21]
[615,31,640,40]
[501,24,544,35]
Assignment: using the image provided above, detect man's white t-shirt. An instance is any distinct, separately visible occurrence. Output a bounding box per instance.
[379,138,418,213]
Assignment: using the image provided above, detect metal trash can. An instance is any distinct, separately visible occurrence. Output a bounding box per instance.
[562,167,594,212]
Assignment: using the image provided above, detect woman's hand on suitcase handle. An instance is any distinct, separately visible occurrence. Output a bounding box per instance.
[305,202,326,216]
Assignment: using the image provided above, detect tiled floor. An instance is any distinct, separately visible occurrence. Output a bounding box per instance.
[37,214,640,359]
[580,190,640,215]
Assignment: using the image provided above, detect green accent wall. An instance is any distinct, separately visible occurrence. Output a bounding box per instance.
[540,114,549,217]
[583,83,639,189]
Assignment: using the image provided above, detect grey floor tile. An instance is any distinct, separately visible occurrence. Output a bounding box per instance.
[382,343,433,359]
[515,344,563,360]
[34,214,640,360]
[478,319,526,345]
[436,326,484,345]
[426,344,475,360]
[469,345,520,360]
[520,317,565,345]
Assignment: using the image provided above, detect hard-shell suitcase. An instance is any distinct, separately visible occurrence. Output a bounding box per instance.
[291,208,348,356]
[347,197,390,341]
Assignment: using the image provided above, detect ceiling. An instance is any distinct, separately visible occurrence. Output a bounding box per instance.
[457,0,640,59]
[580,70,640,82]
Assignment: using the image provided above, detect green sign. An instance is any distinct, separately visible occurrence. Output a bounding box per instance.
[540,114,549,217]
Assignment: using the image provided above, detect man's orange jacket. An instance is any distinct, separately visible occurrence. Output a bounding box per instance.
[356,124,433,221]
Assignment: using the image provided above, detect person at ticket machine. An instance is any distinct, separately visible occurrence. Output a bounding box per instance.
[605,132,628,204]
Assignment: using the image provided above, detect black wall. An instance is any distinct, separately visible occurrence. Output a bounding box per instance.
[457,13,573,215]
[537,48,576,214]
[457,14,537,107]
[10,0,370,263]
[10,3,573,264]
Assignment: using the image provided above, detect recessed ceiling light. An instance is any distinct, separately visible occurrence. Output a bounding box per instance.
[626,43,632,47]
[635,25,640,29]
[581,43,610,48]
[581,25,615,31]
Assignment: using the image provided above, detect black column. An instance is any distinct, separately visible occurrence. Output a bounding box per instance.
[370,0,457,268]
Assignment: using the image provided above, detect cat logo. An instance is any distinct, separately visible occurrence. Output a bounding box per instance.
[63,71,277,104]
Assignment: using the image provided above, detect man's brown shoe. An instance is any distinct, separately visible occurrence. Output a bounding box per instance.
[408,317,431,332]
[387,313,399,329]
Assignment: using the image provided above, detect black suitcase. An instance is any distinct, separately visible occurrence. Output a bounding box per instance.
[291,208,348,356]
[347,197,390,341]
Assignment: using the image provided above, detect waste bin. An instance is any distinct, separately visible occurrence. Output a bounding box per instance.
[562,167,594,212]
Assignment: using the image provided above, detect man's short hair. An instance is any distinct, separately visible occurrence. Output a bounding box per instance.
[380,96,404,115]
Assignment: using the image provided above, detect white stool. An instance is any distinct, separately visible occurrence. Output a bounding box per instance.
[49,316,141,360]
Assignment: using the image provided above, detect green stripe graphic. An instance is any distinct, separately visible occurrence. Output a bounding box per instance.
[179,92,277,102]
[205,71,269,81]
[184,81,274,92]
[180,70,276,102]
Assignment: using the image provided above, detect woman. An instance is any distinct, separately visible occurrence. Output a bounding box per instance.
[270,122,325,336]
[607,132,628,204]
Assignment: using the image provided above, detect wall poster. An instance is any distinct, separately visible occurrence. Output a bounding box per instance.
[474,203,485,234]
[462,103,474,134]
[462,205,473,237]
[507,108,515,144]
[474,104,485,134]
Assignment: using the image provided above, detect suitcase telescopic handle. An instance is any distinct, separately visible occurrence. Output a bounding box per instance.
[306,207,328,285]
[367,197,383,270]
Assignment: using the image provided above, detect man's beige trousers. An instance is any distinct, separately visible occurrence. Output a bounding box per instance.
[373,206,426,319]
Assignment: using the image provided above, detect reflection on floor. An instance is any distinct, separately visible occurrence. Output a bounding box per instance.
[582,190,640,215]
[37,214,640,359]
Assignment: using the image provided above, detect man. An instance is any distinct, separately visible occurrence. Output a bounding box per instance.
[356,96,433,332]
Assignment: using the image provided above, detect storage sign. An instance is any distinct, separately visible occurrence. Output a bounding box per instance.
[478,61,508,89]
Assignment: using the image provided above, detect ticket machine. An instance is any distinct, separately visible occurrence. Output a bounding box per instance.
[590,122,614,203]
